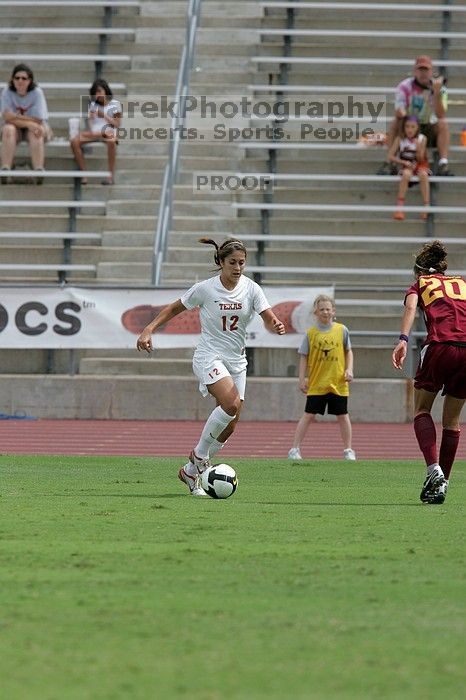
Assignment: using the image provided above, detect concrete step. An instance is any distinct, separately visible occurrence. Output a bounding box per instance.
[0,346,193,375]
[237,188,466,206]
[100,184,233,202]
[0,183,111,201]
[79,357,192,376]
[0,235,101,248]
[0,270,95,284]
[235,207,465,221]
[168,230,466,251]
[169,214,465,238]
[0,7,139,19]
[272,160,466,176]
[263,66,466,86]
[258,39,452,54]
[95,246,150,263]
[101,230,154,247]
[79,347,193,360]
[0,213,105,233]
[101,215,156,231]
[0,246,100,265]
[78,344,408,380]
[352,345,412,379]
[96,261,153,281]
[139,16,261,29]
[107,199,234,216]
[0,38,135,53]
[263,217,465,237]
[250,344,405,380]
[171,215,239,232]
[142,2,261,20]
[155,262,416,287]
[162,246,466,269]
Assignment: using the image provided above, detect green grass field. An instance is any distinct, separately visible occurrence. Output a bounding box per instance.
[0,454,464,700]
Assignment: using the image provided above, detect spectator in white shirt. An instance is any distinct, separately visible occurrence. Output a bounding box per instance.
[70,78,122,185]
[1,63,52,183]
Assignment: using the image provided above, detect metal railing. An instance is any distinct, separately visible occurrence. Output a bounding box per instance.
[152,0,202,286]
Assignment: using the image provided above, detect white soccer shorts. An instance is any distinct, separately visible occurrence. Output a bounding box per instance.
[192,353,247,400]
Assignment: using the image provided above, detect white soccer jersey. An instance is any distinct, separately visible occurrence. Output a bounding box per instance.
[181,274,270,362]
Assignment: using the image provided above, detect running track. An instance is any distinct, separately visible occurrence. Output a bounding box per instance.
[0,419,452,460]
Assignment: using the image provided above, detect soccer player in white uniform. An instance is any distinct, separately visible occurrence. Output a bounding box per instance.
[137,238,286,495]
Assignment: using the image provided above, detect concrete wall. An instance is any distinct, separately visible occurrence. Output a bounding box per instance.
[0,375,427,423]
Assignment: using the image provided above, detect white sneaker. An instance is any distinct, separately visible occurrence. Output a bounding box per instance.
[288,447,302,460]
[343,448,356,461]
[189,449,211,474]
[420,464,445,503]
[178,467,207,496]
[429,479,448,505]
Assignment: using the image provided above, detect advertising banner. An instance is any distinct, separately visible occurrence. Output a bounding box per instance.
[0,285,333,349]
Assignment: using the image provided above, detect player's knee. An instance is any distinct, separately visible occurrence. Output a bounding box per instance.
[223,396,241,416]
[2,124,16,138]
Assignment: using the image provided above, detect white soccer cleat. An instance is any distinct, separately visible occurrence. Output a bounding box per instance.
[427,478,448,505]
[343,448,357,461]
[189,450,211,474]
[178,467,207,496]
[288,447,302,461]
[420,465,445,503]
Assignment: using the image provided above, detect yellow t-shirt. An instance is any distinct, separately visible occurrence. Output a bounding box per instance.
[303,323,349,397]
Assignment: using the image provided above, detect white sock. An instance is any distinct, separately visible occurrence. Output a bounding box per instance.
[195,406,235,458]
[427,462,441,475]
[183,461,197,478]
[438,158,448,166]
[209,437,226,459]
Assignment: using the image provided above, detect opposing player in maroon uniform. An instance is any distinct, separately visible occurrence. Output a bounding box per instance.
[392,240,466,504]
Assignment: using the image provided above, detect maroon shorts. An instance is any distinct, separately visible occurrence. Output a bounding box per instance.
[414,342,466,399]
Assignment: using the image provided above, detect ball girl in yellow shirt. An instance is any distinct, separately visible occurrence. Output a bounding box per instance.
[288,294,356,461]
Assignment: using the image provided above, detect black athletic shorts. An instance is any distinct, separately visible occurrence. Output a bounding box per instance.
[419,123,437,148]
[305,393,348,416]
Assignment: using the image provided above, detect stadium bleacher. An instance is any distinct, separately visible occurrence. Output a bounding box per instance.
[150,0,466,393]
[1,0,465,421]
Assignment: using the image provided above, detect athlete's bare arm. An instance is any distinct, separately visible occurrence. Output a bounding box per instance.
[260,308,285,335]
[136,299,186,353]
[392,293,418,369]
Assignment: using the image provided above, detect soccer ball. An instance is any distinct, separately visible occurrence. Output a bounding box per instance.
[201,464,238,499]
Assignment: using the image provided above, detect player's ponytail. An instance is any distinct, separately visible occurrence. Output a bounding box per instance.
[199,237,247,270]
[199,237,220,265]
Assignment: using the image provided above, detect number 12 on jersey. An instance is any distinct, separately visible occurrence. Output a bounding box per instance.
[222,315,239,331]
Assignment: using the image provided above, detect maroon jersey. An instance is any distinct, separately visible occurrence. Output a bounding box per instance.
[406,274,466,344]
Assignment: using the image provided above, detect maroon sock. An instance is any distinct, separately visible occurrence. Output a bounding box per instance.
[439,428,460,480]
[413,413,437,467]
